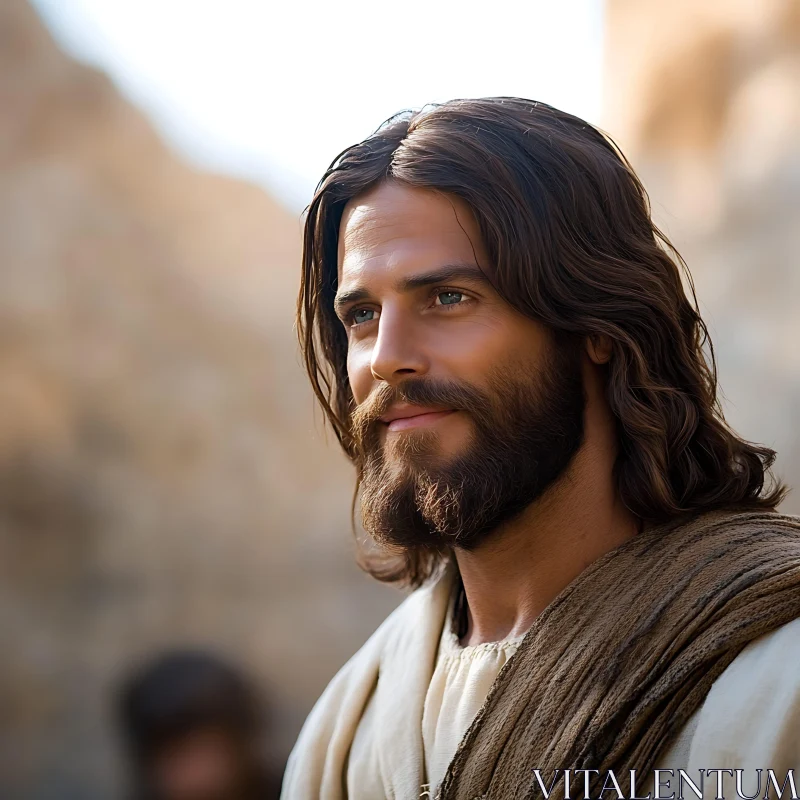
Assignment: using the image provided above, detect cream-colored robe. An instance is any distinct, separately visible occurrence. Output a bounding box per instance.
[282,565,800,800]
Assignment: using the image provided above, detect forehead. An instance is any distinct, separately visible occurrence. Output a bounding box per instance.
[337,182,486,281]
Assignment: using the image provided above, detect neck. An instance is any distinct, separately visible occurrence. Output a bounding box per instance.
[453,407,640,646]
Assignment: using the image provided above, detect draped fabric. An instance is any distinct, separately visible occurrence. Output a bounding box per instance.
[438,509,800,800]
[281,509,800,800]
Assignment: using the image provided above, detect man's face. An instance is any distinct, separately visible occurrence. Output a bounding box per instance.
[336,181,586,550]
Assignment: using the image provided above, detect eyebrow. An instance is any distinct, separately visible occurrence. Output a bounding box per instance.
[333,263,488,316]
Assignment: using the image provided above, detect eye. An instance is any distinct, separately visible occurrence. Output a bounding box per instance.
[350,308,378,326]
[435,291,466,306]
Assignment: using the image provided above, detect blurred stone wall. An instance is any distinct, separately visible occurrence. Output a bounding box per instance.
[605,0,800,511]
[0,2,399,797]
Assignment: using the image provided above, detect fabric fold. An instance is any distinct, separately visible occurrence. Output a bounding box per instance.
[437,509,800,800]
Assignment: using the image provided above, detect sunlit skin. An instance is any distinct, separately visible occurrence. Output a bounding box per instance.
[337,181,640,645]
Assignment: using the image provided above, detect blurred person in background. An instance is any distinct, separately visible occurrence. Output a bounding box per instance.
[118,650,282,800]
[284,97,800,799]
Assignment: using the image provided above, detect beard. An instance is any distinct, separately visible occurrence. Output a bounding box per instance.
[351,339,587,552]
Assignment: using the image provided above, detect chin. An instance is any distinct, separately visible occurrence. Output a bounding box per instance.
[384,426,473,472]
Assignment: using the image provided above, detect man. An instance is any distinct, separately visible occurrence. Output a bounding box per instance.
[283,98,800,800]
[118,650,282,800]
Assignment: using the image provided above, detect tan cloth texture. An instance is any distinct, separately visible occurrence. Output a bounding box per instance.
[286,615,800,799]
[281,509,800,800]
[426,615,800,799]
[437,509,800,800]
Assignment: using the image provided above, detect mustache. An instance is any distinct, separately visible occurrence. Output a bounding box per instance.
[351,378,491,446]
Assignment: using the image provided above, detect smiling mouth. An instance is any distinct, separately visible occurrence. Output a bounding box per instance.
[384,410,456,432]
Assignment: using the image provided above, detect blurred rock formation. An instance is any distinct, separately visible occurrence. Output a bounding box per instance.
[605,0,800,509]
[0,1,398,796]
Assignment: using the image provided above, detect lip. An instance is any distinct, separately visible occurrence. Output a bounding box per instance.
[380,405,456,432]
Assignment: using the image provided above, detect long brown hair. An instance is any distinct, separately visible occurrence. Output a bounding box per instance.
[299,97,786,587]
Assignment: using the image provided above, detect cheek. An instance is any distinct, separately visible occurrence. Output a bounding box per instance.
[435,317,551,399]
[347,342,373,404]
[436,316,522,373]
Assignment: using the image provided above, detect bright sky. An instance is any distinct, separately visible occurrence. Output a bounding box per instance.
[31,0,604,210]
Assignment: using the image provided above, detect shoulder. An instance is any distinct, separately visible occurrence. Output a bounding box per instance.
[306,565,454,704]
[281,567,455,797]
[291,579,439,739]
[687,617,800,768]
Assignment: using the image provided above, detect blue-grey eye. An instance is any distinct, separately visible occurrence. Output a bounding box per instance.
[352,308,376,325]
[437,291,463,306]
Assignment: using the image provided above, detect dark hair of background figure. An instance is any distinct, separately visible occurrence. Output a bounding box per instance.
[297,97,787,588]
[117,649,283,800]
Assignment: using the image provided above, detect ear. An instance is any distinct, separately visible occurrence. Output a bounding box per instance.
[585,334,613,365]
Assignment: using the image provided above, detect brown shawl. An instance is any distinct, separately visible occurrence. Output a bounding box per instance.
[437,508,800,800]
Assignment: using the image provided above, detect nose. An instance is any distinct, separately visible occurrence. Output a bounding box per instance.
[369,308,429,384]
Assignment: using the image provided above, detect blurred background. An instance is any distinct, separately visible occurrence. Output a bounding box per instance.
[0,0,797,796]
